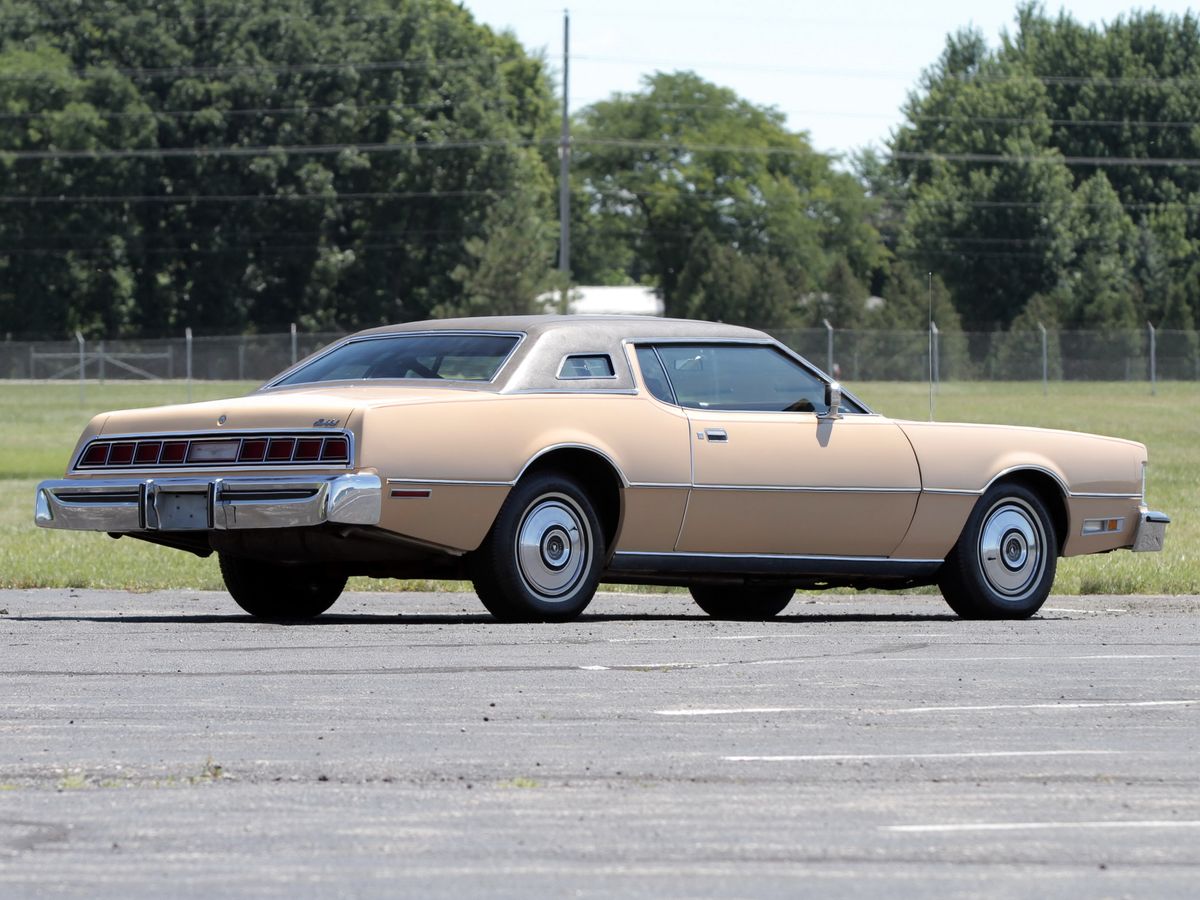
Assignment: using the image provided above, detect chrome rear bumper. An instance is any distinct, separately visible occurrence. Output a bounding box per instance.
[35,473,381,532]
[1131,508,1170,552]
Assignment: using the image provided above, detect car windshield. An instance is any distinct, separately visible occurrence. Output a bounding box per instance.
[275,333,520,386]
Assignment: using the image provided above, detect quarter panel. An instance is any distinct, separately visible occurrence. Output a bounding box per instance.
[358,394,693,551]
[378,484,510,552]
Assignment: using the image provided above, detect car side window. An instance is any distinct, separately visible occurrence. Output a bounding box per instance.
[634,346,677,404]
[651,344,833,413]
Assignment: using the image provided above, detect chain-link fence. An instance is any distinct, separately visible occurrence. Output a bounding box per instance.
[770,325,1199,385]
[0,329,342,383]
[1,324,1196,385]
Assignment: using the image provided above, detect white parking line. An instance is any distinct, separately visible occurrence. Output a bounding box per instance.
[892,699,1200,713]
[583,653,1200,672]
[605,633,954,643]
[655,699,1199,717]
[1044,607,1128,614]
[657,707,823,717]
[723,750,1122,762]
[580,657,810,672]
[884,820,1200,833]
[867,654,1200,662]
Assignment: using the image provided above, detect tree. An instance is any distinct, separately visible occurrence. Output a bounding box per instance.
[573,71,883,319]
[439,174,557,318]
[885,4,1200,334]
[675,230,796,328]
[0,0,558,337]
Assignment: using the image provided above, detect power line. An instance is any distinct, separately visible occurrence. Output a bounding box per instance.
[0,55,525,82]
[0,189,521,204]
[0,99,476,123]
[891,149,1200,168]
[0,137,543,160]
[573,54,1200,89]
[0,186,1196,213]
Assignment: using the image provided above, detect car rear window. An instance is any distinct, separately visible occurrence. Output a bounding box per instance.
[275,333,520,386]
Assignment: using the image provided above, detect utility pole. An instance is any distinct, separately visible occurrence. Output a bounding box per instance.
[558,9,571,312]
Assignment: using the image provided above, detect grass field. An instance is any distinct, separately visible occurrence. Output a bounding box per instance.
[1,380,1195,594]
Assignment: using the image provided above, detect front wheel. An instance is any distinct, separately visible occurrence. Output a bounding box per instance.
[938,483,1058,619]
[470,472,605,623]
[690,585,795,620]
[219,553,345,621]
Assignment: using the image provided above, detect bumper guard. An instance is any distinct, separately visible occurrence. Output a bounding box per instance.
[1131,508,1170,552]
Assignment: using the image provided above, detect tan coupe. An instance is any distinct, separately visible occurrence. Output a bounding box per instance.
[36,316,1168,621]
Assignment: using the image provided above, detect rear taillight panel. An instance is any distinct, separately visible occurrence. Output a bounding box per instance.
[75,433,352,471]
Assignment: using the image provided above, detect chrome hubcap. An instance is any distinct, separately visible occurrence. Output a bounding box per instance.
[979,500,1045,598]
[516,494,590,600]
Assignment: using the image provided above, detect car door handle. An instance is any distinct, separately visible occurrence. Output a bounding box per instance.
[704,429,728,442]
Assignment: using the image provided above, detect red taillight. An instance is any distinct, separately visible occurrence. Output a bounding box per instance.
[134,441,162,465]
[321,437,349,462]
[160,441,188,464]
[239,439,268,462]
[293,438,323,462]
[107,443,136,465]
[266,438,296,462]
[81,443,110,467]
[75,433,349,469]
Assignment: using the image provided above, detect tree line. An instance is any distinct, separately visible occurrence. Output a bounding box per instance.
[1,0,1198,343]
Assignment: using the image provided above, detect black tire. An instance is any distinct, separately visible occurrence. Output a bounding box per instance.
[218,553,345,621]
[470,471,605,623]
[938,483,1058,619]
[690,585,795,620]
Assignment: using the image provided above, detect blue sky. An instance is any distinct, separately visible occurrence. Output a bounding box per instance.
[461,1,1200,158]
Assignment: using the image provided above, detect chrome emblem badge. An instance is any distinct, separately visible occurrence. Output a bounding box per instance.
[217,415,227,425]
[313,418,340,428]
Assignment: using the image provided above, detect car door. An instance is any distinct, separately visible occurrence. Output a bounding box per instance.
[650,343,921,558]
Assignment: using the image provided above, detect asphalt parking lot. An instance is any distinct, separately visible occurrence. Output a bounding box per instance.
[1,588,1198,898]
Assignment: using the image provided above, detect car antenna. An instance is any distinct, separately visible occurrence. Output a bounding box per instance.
[928,272,935,422]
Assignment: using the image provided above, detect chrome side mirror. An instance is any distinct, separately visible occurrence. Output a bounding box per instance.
[819,381,843,420]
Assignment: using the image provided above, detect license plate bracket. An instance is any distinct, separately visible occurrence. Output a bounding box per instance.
[154,491,210,530]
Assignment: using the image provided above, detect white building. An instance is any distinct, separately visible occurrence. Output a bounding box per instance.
[538,285,663,317]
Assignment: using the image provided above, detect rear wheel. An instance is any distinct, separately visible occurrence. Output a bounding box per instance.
[218,553,345,621]
[690,585,795,620]
[470,472,604,623]
[938,483,1058,619]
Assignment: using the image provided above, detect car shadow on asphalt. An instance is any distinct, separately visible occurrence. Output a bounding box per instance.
[6,611,966,625]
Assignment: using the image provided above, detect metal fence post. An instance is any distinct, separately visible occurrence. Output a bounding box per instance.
[98,340,105,383]
[290,322,298,366]
[1148,321,1156,396]
[1038,321,1048,395]
[75,331,85,404]
[927,321,936,421]
[931,320,940,389]
[185,327,193,401]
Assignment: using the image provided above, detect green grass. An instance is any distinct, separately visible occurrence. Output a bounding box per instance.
[1,380,1195,594]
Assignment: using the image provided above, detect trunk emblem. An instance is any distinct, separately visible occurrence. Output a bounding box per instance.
[217,415,227,425]
[313,418,340,428]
